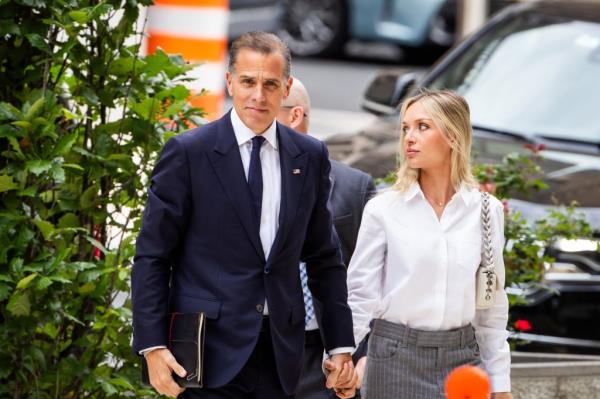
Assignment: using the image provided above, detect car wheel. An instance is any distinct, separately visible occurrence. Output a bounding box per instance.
[278,0,347,57]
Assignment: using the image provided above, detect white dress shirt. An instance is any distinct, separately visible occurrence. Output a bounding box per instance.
[347,183,511,392]
[231,108,281,261]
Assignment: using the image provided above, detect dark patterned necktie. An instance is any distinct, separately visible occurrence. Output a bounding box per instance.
[248,136,265,224]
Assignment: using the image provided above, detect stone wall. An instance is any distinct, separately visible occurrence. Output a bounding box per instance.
[511,352,600,398]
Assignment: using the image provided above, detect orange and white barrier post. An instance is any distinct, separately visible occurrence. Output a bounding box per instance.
[146,0,229,120]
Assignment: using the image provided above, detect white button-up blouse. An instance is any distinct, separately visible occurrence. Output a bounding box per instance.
[347,183,511,392]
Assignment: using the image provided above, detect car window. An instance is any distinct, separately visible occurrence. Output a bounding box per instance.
[428,11,600,144]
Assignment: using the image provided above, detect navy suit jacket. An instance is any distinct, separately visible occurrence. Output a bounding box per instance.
[131,111,355,394]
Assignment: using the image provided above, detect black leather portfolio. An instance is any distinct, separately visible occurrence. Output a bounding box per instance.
[141,312,206,388]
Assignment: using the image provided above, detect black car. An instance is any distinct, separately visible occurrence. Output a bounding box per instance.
[330,0,600,354]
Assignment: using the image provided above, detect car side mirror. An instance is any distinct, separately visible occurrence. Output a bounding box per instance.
[361,71,420,116]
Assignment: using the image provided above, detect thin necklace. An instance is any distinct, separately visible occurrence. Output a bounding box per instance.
[423,191,452,207]
[425,194,444,207]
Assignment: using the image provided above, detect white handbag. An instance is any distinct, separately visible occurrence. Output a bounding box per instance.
[476,191,498,310]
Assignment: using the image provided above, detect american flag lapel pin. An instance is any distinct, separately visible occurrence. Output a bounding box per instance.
[292,168,301,175]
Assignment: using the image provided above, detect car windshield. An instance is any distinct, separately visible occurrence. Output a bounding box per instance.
[428,9,600,144]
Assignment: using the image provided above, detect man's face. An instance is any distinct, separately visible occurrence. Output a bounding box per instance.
[226,49,292,134]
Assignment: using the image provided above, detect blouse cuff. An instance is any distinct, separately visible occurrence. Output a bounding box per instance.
[490,374,511,393]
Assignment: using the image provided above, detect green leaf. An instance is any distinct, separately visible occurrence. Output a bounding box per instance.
[98,378,118,396]
[29,347,46,370]
[7,136,25,159]
[159,85,190,101]
[130,98,159,120]
[85,236,107,255]
[11,120,31,130]
[78,281,96,295]
[80,185,98,208]
[61,108,78,120]
[108,377,134,390]
[68,261,97,271]
[26,160,52,175]
[41,323,59,339]
[92,320,106,330]
[49,276,72,285]
[90,3,113,19]
[0,175,18,193]
[25,33,51,54]
[53,132,78,156]
[25,97,45,121]
[50,164,65,182]
[40,190,54,203]
[18,186,37,197]
[0,283,11,301]
[58,213,79,228]
[108,57,135,75]
[7,291,31,316]
[68,10,89,24]
[81,87,100,105]
[35,277,53,290]
[0,102,22,121]
[33,219,55,240]
[62,163,85,172]
[16,273,38,290]
[0,19,19,36]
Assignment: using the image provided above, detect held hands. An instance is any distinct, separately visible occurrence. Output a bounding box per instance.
[145,348,187,398]
[324,353,357,399]
[334,356,366,398]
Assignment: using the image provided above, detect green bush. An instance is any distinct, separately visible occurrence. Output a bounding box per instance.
[474,149,595,306]
[0,0,204,397]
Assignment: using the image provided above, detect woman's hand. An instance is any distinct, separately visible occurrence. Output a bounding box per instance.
[355,356,367,389]
[491,392,513,399]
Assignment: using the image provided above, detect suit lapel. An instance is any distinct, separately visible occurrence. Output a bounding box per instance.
[268,125,308,263]
[207,113,265,261]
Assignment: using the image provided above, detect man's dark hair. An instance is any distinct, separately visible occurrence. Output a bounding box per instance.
[228,31,291,79]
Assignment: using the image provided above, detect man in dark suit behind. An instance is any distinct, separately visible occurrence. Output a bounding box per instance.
[277,78,376,399]
[132,32,355,399]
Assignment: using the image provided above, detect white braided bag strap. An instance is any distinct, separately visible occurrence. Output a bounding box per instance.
[480,191,495,271]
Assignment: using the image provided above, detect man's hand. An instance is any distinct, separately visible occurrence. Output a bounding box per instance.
[145,348,187,398]
[324,353,355,395]
[491,393,513,399]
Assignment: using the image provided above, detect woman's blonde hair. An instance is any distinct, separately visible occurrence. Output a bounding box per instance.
[391,88,479,192]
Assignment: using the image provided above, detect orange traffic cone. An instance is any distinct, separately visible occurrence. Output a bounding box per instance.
[146,0,229,120]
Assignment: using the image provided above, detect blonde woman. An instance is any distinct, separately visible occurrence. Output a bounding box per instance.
[347,90,512,398]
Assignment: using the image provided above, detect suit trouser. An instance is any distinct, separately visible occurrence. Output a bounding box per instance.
[361,319,480,399]
[181,317,294,399]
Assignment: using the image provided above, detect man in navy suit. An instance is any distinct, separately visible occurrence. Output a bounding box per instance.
[132,32,355,399]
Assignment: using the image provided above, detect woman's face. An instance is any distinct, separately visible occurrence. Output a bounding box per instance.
[401,101,452,171]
